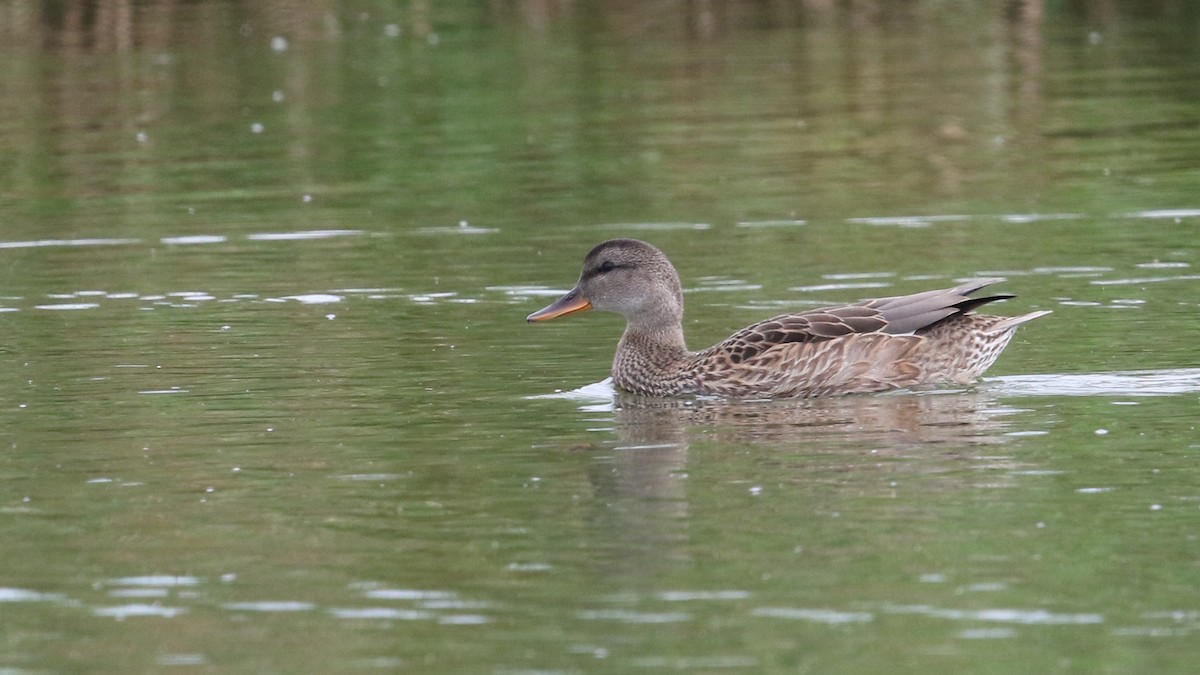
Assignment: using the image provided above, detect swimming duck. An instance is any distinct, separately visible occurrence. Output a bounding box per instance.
[527,239,1050,398]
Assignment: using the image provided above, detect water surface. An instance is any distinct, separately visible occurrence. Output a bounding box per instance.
[2,2,1200,673]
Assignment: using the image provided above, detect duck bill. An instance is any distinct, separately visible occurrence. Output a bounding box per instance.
[527,287,592,322]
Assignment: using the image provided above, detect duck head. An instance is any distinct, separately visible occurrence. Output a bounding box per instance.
[526,239,685,331]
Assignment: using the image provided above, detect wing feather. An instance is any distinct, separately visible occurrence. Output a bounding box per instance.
[711,278,1012,364]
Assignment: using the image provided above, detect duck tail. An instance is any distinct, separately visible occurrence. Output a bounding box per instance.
[990,310,1052,333]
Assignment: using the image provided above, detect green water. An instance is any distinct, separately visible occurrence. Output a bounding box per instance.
[3,2,1200,673]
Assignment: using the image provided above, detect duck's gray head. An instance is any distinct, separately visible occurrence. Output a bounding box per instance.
[526,239,684,330]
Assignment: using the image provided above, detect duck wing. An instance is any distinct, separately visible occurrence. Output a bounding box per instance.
[858,277,1012,335]
[683,278,1038,397]
[716,278,1011,365]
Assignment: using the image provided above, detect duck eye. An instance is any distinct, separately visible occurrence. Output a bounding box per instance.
[598,260,617,273]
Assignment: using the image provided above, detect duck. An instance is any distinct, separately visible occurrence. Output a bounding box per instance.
[526,238,1050,398]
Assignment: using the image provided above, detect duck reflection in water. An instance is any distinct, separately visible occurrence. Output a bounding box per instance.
[577,388,1035,577]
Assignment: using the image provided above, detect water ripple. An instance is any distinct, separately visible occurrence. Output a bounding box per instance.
[415,221,498,234]
[659,590,750,602]
[34,303,100,311]
[93,604,187,619]
[108,575,201,587]
[735,219,807,228]
[789,281,893,292]
[529,369,1200,407]
[277,293,343,304]
[847,215,970,227]
[161,235,228,245]
[221,601,316,612]
[987,368,1200,397]
[577,609,691,623]
[884,604,1103,625]
[0,587,67,603]
[1090,274,1200,286]
[0,237,142,249]
[245,229,362,241]
[999,213,1081,223]
[1121,208,1200,219]
[329,607,432,620]
[753,607,874,623]
[599,222,711,231]
[360,588,456,601]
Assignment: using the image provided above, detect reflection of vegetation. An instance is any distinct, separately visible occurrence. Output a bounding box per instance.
[2,0,1199,242]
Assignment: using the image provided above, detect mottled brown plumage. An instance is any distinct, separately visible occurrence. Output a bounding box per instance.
[527,239,1050,398]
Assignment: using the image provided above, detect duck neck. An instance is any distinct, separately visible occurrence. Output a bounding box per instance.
[612,323,692,396]
[619,323,688,357]
[622,295,688,353]
[608,277,691,395]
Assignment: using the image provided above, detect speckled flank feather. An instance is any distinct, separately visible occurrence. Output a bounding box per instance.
[528,239,1050,398]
